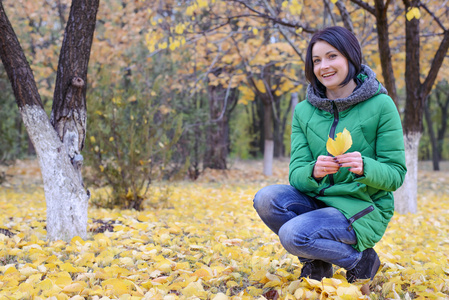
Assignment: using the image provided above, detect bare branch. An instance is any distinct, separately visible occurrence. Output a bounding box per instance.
[323,0,338,26]
[421,30,449,98]
[260,0,305,62]
[229,0,316,33]
[420,2,447,32]
[349,0,376,15]
[335,0,354,32]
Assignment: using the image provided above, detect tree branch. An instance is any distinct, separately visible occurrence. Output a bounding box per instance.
[323,0,338,26]
[0,2,44,109]
[229,0,316,33]
[335,0,354,32]
[349,0,376,15]
[51,0,100,154]
[420,2,447,32]
[421,30,449,98]
[260,0,305,62]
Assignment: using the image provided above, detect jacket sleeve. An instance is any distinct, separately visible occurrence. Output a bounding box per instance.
[289,105,328,193]
[355,97,407,191]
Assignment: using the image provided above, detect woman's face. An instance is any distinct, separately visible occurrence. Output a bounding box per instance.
[312,41,349,93]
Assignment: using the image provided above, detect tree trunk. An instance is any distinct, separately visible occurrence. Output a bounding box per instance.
[395,0,449,213]
[424,100,440,171]
[394,1,421,214]
[0,0,99,241]
[263,102,274,176]
[374,0,398,106]
[393,132,420,214]
[273,98,282,158]
[51,0,99,185]
[291,92,299,120]
[204,82,237,169]
[435,85,449,160]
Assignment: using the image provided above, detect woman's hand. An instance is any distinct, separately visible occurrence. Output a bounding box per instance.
[313,155,340,179]
[313,152,364,179]
[335,151,364,176]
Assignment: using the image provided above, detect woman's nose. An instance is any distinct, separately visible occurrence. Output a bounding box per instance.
[320,59,329,69]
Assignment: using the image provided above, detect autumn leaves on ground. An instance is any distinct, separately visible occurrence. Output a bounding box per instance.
[0,160,448,300]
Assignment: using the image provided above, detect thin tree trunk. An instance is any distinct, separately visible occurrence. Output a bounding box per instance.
[263,102,273,175]
[436,91,449,159]
[374,0,398,106]
[273,96,282,158]
[291,92,299,120]
[424,99,440,170]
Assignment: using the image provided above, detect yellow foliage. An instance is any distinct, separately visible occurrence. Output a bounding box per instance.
[254,79,267,93]
[406,7,421,21]
[238,86,255,105]
[0,160,449,299]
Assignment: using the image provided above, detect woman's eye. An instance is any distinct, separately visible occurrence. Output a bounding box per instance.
[313,59,320,64]
[329,54,337,59]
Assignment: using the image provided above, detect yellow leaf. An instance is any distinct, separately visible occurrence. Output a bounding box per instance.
[181,281,207,298]
[19,265,38,276]
[37,278,54,291]
[192,268,212,279]
[213,293,229,300]
[102,278,134,295]
[4,266,18,275]
[326,128,353,156]
[59,262,80,273]
[70,236,86,245]
[62,281,87,293]
[406,7,421,21]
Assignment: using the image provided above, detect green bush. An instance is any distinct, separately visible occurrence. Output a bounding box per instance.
[84,89,183,210]
[0,71,31,163]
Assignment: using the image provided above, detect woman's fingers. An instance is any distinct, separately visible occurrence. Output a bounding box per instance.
[314,155,340,178]
[335,152,364,175]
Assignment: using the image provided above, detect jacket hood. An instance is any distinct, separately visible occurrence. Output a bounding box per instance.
[306,64,388,113]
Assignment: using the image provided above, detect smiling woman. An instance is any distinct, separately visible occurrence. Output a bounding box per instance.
[253,26,407,295]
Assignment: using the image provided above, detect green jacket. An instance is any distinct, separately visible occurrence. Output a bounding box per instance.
[289,65,406,252]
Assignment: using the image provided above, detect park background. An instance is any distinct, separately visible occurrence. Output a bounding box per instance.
[1,0,449,299]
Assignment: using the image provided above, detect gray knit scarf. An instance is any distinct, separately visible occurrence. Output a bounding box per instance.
[306,64,388,113]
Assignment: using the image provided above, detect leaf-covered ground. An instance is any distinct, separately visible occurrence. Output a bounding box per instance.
[0,159,449,300]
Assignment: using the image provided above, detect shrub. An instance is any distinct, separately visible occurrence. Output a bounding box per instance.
[85,90,183,210]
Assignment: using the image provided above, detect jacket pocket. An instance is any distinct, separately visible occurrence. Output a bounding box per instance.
[347,205,374,231]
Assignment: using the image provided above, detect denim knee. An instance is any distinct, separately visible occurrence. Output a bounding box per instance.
[253,186,273,219]
[278,221,309,256]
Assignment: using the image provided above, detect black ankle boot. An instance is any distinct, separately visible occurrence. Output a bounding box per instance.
[346,248,381,283]
[300,260,333,281]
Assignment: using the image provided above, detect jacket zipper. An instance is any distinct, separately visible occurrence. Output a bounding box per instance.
[347,205,375,231]
[319,101,339,196]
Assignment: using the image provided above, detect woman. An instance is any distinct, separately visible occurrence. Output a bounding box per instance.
[253,26,406,288]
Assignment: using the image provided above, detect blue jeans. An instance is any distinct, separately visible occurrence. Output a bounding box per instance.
[253,184,362,270]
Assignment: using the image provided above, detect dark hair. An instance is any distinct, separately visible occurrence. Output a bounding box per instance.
[305,26,362,92]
